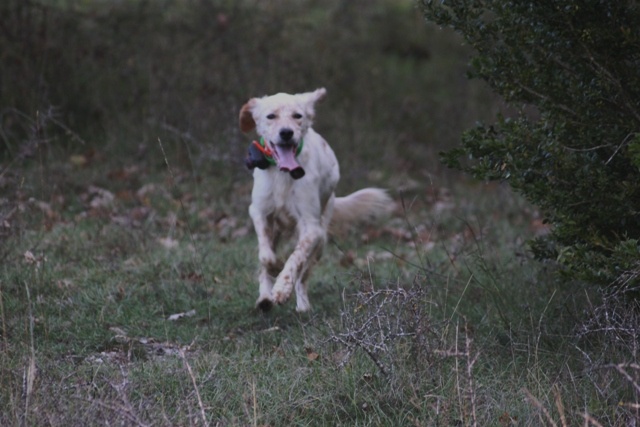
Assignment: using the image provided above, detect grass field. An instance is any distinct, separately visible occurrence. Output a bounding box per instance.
[2,0,640,426]
[3,152,639,426]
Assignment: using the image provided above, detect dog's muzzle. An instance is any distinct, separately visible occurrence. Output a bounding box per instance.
[271,141,305,180]
[245,139,306,179]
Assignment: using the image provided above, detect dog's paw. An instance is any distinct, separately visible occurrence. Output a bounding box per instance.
[271,288,291,305]
[259,250,277,267]
[295,290,311,312]
[296,302,311,313]
[256,297,274,312]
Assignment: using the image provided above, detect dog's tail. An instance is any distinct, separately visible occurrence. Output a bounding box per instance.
[329,188,394,235]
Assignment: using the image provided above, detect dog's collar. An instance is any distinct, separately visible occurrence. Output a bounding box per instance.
[253,137,304,166]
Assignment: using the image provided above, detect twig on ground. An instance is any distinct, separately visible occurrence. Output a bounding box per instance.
[180,348,209,427]
[23,282,37,424]
[436,321,479,427]
[579,411,605,427]
[553,385,568,427]
[523,388,558,427]
[464,323,479,427]
[252,378,258,427]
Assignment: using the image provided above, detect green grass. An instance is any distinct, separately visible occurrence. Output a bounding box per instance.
[2,155,638,426]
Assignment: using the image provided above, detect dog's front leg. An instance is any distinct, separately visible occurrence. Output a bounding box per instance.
[272,223,325,309]
[249,204,278,310]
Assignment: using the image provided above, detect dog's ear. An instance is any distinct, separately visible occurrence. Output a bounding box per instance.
[297,88,327,107]
[239,99,257,133]
[313,87,327,102]
[299,88,327,119]
[308,88,327,104]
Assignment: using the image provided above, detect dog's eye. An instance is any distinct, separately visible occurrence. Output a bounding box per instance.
[266,114,276,120]
[292,113,303,119]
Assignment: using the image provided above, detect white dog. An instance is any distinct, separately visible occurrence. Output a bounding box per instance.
[239,88,392,312]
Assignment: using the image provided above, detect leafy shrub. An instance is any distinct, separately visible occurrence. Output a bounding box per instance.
[420,0,640,289]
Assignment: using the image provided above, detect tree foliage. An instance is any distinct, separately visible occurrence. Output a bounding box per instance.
[420,0,640,288]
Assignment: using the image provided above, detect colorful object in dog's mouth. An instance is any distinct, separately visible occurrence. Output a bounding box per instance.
[244,138,305,179]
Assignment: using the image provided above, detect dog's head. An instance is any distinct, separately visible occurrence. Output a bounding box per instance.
[239,88,326,175]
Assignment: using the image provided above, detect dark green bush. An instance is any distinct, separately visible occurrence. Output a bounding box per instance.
[421,0,640,288]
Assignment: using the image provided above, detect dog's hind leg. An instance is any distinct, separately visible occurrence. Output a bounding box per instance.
[292,197,333,311]
[295,279,310,312]
[294,247,322,312]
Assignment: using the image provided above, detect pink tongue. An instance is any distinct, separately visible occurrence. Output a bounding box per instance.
[274,145,300,171]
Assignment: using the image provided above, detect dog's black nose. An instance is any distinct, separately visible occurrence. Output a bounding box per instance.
[279,128,294,141]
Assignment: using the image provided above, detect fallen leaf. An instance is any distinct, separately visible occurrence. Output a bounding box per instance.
[56,279,74,289]
[305,347,320,362]
[116,284,125,301]
[498,411,517,426]
[108,326,128,336]
[232,225,250,239]
[70,154,88,167]
[182,272,203,282]
[30,199,57,219]
[23,250,45,267]
[167,309,196,321]
[109,326,129,343]
[24,250,37,264]
[129,206,151,221]
[115,190,135,202]
[340,250,355,267]
[158,237,179,249]
[137,183,166,199]
[107,165,139,181]
[87,186,115,209]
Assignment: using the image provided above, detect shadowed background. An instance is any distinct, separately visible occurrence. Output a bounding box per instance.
[1,0,497,189]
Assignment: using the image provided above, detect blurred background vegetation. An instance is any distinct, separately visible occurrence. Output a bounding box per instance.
[0,0,498,189]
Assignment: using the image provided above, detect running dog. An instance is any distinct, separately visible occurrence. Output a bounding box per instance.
[240,88,392,312]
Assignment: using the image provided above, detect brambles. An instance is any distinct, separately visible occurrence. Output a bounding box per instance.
[328,278,438,377]
[327,275,485,426]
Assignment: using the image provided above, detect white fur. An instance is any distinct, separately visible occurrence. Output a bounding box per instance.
[239,88,392,312]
